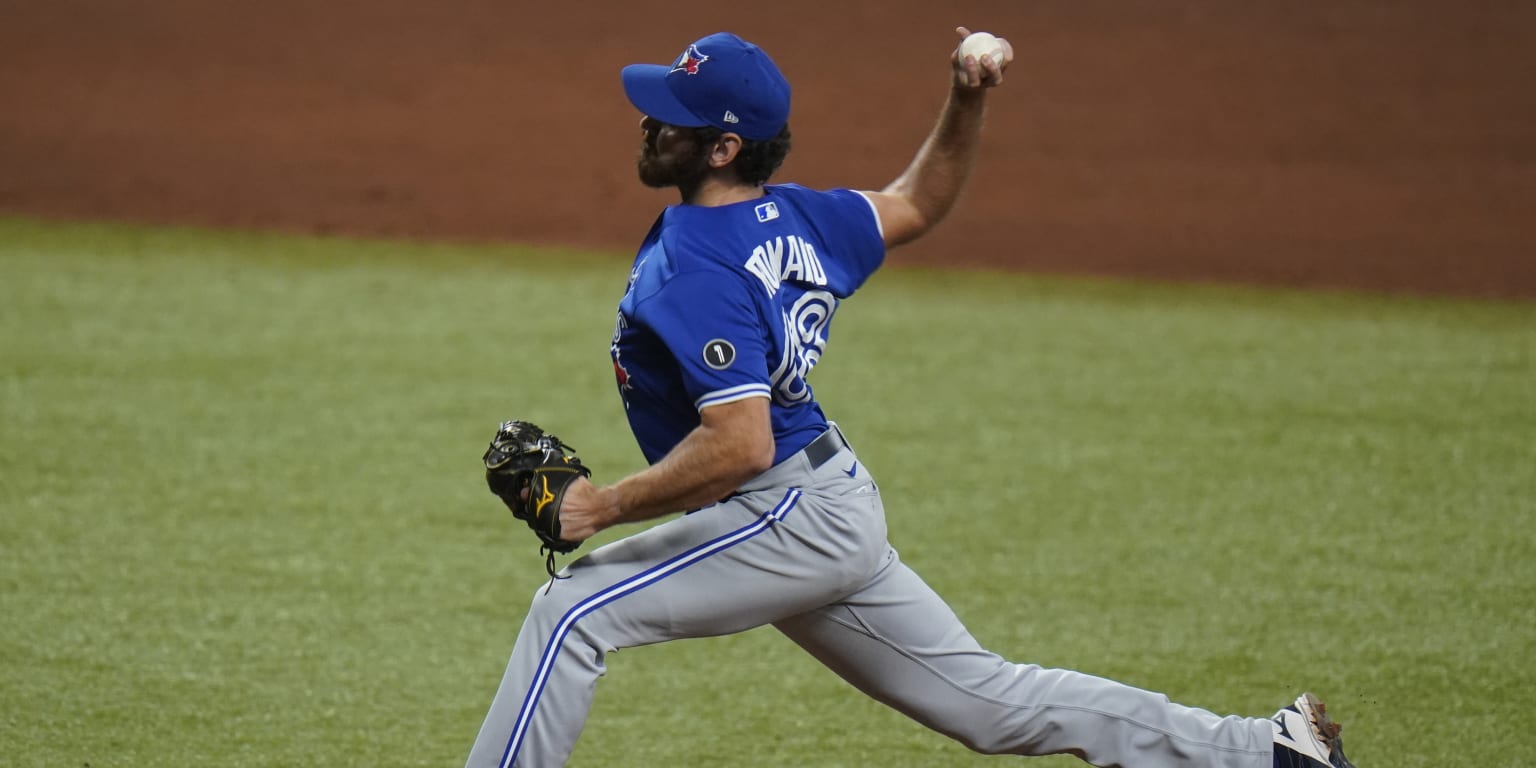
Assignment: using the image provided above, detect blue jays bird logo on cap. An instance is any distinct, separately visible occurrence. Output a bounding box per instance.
[670,44,709,75]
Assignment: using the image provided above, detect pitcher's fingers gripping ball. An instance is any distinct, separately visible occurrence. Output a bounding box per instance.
[483,420,591,580]
[954,27,1014,88]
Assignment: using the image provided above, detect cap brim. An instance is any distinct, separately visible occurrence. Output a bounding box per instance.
[622,64,708,128]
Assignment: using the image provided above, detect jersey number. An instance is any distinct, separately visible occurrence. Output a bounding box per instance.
[770,290,835,405]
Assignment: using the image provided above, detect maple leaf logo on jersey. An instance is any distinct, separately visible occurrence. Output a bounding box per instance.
[613,357,632,390]
[611,311,635,406]
[670,45,709,75]
[611,354,635,411]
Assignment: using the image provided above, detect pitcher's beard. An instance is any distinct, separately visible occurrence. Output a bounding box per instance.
[637,143,711,192]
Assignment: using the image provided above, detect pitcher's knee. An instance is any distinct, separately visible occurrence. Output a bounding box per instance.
[522,579,626,656]
[522,581,588,634]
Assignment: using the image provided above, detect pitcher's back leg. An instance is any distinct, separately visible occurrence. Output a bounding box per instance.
[774,548,1274,768]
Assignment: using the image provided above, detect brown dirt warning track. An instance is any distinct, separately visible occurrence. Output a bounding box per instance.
[2,1,1533,298]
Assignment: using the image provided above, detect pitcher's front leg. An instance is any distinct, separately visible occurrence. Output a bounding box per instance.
[466,489,859,767]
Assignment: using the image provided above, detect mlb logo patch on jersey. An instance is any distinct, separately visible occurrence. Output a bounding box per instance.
[755,201,780,223]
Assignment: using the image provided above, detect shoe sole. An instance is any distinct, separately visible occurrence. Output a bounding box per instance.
[1299,692,1358,768]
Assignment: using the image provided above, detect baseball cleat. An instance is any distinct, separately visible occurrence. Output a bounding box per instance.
[1270,692,1357,768]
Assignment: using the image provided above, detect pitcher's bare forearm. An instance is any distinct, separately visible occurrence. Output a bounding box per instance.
[557,397,773,541]
[880,87,990,245]
[865,27,1013,247]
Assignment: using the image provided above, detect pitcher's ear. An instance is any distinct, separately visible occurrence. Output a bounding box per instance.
[709,132,743,169]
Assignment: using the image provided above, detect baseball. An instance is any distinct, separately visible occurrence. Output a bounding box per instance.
[958,31,1005,68]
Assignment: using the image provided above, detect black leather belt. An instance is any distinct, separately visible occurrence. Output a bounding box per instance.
[802,426,846,469]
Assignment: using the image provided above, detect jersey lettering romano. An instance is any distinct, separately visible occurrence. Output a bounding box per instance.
[610,184,884,465]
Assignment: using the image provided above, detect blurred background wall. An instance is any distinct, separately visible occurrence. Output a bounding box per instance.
[2,0,1532,297]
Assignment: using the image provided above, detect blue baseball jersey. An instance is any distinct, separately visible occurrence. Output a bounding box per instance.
[610,183,885,466]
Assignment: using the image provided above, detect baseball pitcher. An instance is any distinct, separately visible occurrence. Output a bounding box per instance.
[466,27,1358,768]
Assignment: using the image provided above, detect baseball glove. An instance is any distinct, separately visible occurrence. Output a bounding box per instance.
[483,420,592,579]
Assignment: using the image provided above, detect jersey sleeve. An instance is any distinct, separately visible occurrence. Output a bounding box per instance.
[803,186,887,295]
[638,267,772,411]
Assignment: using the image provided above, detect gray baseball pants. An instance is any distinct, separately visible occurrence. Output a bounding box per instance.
[465,427,1275,767]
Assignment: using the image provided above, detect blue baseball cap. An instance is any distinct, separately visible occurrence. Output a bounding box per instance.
[622,32,791,141]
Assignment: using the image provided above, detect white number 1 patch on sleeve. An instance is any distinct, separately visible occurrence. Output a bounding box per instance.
[702,339,736,370]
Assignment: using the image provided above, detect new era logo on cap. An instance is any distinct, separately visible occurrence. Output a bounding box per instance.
[723,110,739,124]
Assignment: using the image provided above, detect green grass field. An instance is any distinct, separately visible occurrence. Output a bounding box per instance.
[2,216,1533,767]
